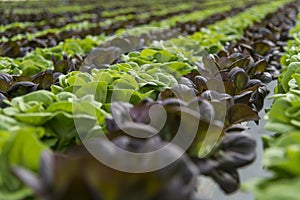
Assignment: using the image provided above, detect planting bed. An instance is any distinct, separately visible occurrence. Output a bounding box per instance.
[1,0,300,200]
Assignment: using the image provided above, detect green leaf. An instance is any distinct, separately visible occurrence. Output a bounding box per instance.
[282,62,300,92]
[111,74,139,90]
[244,178,300,200]
[267,99,291,124]
[46,102,73,113]
[154,50,177,63]
[14,113,53,126]
[11,90,55,108]
[292,73,300,88]
[4,128,47,170]
[0,128,48,200]
[75,81,108,103]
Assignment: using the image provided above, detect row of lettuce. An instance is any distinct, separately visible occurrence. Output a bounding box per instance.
[0,1,204,39]
[0,0,198,23]
[0,0,277,75]
[0,1,293,199]
[0,1,242,67]
[0,0,197,15]
[0,0,219,34]
[0,0,249,59]
[245,6,300,200]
